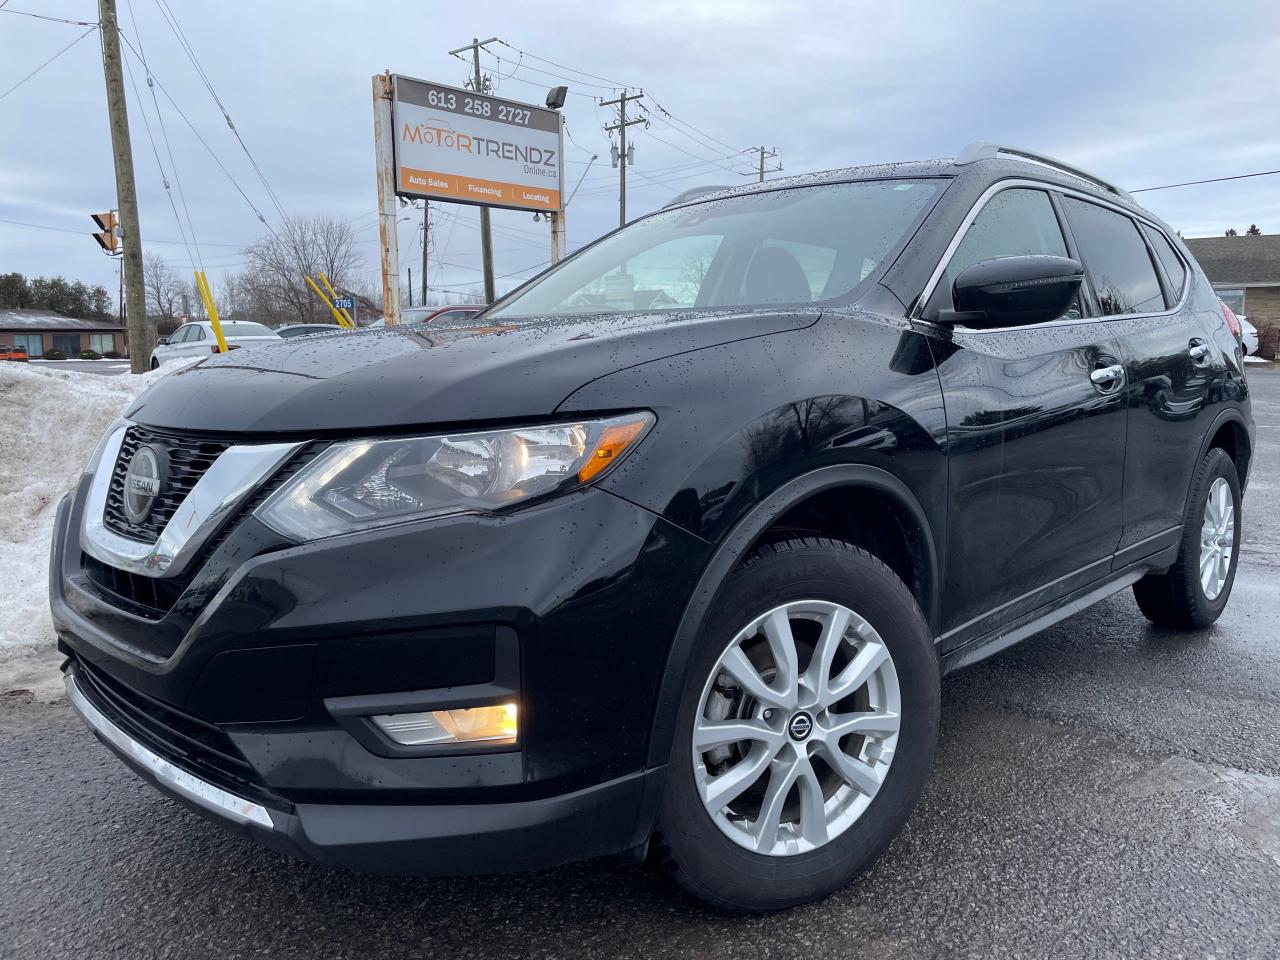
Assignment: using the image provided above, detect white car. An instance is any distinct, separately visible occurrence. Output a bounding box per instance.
[1239,315,1259,355]
[149,321,280,368]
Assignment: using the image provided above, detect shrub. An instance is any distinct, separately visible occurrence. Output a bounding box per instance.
[78,350,102,360]
[42,348,66,360]
[102,350,123,359]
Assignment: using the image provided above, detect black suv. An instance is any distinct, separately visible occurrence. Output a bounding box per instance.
[52,143,1253,912]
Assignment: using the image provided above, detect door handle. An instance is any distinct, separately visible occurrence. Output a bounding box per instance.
[1090,363,1125,390]
[1188,340,1211,365]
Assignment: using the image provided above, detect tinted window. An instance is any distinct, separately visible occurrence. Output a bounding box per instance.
[1062,198,1164,316]
[226,322,275,337]
[490,180,940,318]
[1141,224,1187,303]
[945,188,1068,288]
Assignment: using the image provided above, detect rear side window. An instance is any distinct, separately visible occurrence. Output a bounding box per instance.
[1141,224,1187,303]
[1062,198,1164,316]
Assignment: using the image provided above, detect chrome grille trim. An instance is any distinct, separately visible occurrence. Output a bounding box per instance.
[81,421,304,579]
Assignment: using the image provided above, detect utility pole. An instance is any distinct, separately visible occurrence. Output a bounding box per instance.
[97,0,149,373]
[427,200,437,305]
[448,37,498,302]
[371,72,401,325]
[749,145,782,183]
[601,90,646,228]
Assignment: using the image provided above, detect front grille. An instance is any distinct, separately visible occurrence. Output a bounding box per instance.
[83,442,324,618]
[72,656,282,808]
[104,426,232,543]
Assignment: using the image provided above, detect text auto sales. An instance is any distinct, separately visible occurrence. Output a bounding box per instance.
[403,124,558,179]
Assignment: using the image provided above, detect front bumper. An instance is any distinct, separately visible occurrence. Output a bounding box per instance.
[66,664,664,875]
[52,474,708,874]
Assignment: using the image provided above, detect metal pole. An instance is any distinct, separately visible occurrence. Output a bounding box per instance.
[550,210,565,264]
[618,100,627,229]
[407,267,412,307]
[427,200,437,305]
[470,40,496,303]
[372,72,401,326]
[759,145,765,183]
[98,0,149,373]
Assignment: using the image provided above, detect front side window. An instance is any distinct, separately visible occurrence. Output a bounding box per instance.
[1141,224,1187,304]
[1062,198,1164,316]
[934,187,1079,322]
[944,188,1068,288]
[489,180,941,318]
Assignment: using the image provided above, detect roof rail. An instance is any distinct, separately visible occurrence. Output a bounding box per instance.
[954,142,1133,202]
[662,185,732,209]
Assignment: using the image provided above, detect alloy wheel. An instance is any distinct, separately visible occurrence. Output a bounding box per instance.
[691,600,901,857]
[1200,476,1235,601]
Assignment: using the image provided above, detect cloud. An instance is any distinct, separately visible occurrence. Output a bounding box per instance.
[1,0,1277,301]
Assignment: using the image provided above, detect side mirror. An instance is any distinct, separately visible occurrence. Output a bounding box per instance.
[156,336,170,345]
[942,255,1083,329]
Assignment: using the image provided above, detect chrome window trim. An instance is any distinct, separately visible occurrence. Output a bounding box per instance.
[81,421,303,580]
[65,672,276,830]
[911,178,1190,333]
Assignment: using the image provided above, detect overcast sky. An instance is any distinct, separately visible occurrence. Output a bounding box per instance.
[2,0,1278,308]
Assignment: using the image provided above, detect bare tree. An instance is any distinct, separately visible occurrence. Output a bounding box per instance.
[239,215,362,326]
[143,252,185,332]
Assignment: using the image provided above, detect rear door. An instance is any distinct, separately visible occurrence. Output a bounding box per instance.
[923,186,1129,647]
[1059,197,1222,563]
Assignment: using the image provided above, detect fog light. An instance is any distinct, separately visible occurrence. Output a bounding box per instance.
[372,703,518,747]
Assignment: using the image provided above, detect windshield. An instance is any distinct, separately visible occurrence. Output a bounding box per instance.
[490,180,940,319]
[228,322,276,337]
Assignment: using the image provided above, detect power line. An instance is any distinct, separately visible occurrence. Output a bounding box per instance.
[0,7,97,25]
[121,21,198,271]
[117,32,279,240]
[125,0,202,269]
[0,24,94,102]
[494,39,634,90]
[151,0,289,222]
[1130,169,1280,194]
[0,215,242,246]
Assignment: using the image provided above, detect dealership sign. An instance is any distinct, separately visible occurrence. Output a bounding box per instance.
[390,76,564,213]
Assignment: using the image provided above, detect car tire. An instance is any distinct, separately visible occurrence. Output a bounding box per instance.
[1133,447,1241,630]
[655,536,939,913]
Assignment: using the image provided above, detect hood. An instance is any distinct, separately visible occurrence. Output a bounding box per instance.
[128,310,820,434]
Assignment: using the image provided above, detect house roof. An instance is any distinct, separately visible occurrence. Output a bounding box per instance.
[1184,234,1280,285]
[0,308,124,331]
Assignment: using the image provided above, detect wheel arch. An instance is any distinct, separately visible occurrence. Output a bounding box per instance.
[644,463,939,769]
[1196,409,1253,497]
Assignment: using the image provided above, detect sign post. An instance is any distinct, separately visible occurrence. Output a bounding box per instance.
[372,72,402,326]
[372,73,565,302]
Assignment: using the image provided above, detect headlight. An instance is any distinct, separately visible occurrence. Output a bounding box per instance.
[257,412,653,542]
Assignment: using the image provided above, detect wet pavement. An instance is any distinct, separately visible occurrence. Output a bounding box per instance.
[2,368,1277,960]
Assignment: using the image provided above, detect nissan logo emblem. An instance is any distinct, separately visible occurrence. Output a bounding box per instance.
[123,445,165,524]
[787,712,813,742]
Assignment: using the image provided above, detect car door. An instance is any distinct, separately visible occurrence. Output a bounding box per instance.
[921,186,1129,647]
[1059,198,1223,564]
[180,325,207,357]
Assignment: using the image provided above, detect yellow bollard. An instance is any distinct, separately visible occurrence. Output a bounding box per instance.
[194,271,229,353]
[318,273,355,327]
[305,275,353,328]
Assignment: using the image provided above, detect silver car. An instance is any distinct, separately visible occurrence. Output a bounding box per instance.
[149,321,280,368]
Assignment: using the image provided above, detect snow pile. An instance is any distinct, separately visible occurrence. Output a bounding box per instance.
[0,361,186,699]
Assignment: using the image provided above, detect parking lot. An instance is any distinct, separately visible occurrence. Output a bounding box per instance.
[2,367,1276,960]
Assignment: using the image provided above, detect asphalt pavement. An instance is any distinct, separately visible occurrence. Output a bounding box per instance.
[3,367,1278,960]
